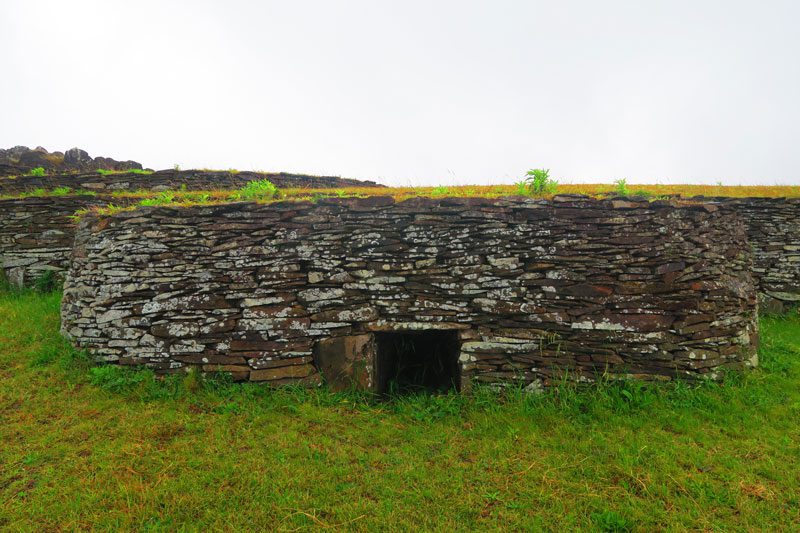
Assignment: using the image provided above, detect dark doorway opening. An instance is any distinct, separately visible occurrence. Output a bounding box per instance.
[375,331,461,395]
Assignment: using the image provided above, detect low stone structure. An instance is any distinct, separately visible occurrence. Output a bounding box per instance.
[0,196,109,287]
[1,170,384,287]
[4,193,798,308]
[61,196,758,391]
[713,197,800,313]
[0,169,383,195]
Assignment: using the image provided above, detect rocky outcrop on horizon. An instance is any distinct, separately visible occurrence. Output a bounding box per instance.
[0,146,143,176]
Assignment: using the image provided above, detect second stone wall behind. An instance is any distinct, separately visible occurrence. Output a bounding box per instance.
[0,196,109,287]
[714,197,800,313]
[0,169,383,195]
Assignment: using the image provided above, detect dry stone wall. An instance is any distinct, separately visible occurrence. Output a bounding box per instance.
[712,197,800,313]
[0,196,109,287]
[1,170,383,287]
[0,169,382,195]
[4,193,798,310]
[61,196,758,390]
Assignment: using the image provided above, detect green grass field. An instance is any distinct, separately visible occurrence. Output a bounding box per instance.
[1,289,798,531]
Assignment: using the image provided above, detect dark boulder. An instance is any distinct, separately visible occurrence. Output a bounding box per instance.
[0,145,143,175]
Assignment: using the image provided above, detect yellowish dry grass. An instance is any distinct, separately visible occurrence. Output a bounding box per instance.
[6,182,798,218]
[104,183,800,201]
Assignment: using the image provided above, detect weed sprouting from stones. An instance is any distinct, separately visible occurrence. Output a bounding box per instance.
[614,178,629,196]
[138,191,177,206]
[430,186,450,197]
[522,168,558,195]
[234,179,280,201]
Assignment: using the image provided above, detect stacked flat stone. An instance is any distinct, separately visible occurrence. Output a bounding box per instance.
[4,193,797,301]
[60,195,758,389]
[1,170,384,287]
[0,196,109,287]
[0,169,382,195]
[711,197,800,313]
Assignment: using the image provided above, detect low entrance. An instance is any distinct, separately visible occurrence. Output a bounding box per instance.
[374,330,461,395]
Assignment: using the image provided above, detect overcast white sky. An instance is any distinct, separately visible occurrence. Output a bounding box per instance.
[2,1,799,185]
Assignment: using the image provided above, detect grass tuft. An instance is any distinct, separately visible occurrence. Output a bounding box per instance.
[523,168,558,195]
[233,179,280,201]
